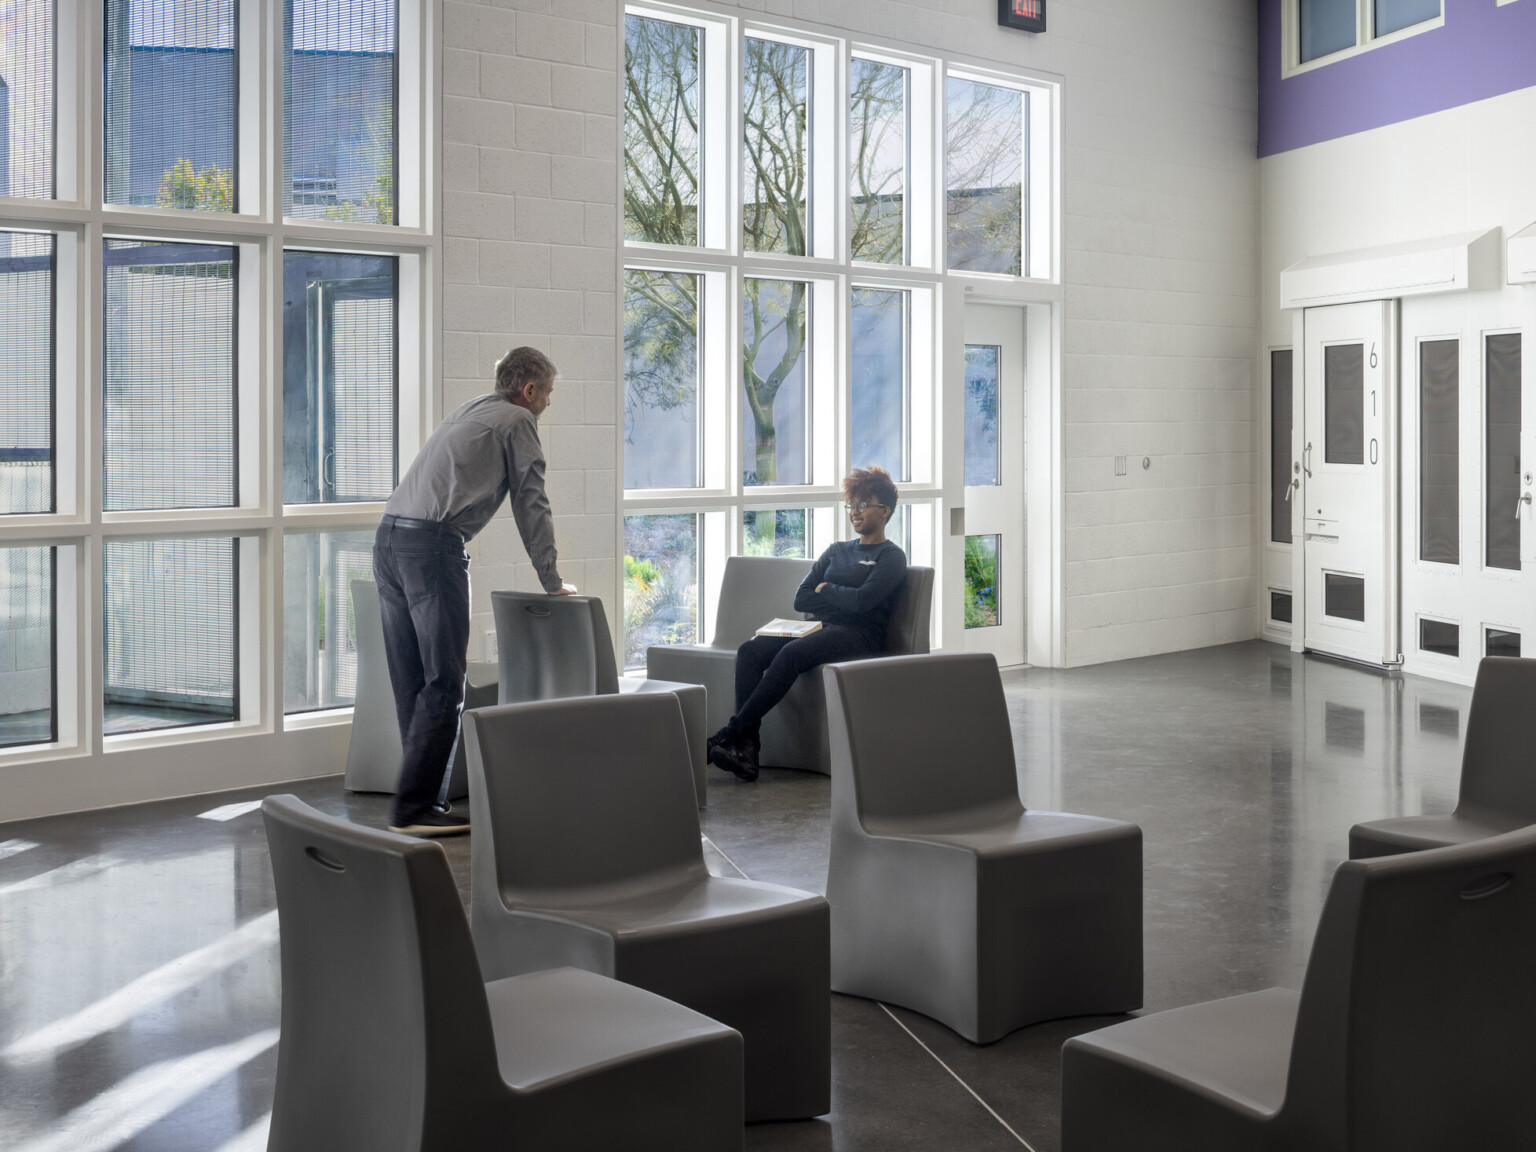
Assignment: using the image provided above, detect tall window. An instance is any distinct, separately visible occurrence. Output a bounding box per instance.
[3,1,425,761]
[105,0,237,210]
[1295,0,1442,66]
[621,7,1054,665]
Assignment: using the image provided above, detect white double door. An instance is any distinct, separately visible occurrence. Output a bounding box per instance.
[1299,301,1398,665]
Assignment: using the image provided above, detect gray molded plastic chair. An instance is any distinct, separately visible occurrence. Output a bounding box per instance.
[261,794,744,1152]
[491,590,709,806]
[1350,656,1536,859]
[343,578,492,802]
[461,692,830,1123]
[824,652,1142,1044]
[1061,823,1536,1152]
[647,556,935,775]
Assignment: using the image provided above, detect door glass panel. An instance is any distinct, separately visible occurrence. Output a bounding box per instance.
[1270,349,1292,543]
[1324,343,1364,465]
[964,534,999,628]
[742,279,808,487]
[1270,589,1293,624]
[964,345,1000,486]
[623,513,698,669]
[1419,339,1458,564]
[1486,628,1521,658]
[1300,0,1356,61]
[743,509,808,558]
[1418,617,1459,658]
[1324,572,1365,622]
[1485,333,1521,571]
[1375,0,1439,37]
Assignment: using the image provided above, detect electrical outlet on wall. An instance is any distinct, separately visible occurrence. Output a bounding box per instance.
[485,629,498,662]
[1114,456,1127,476]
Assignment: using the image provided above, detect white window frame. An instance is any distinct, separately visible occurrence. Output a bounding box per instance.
[0,0,438,819]
[619,4,1058,660]
[1282,0,1445,76]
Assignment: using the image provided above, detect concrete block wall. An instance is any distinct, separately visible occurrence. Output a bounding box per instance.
[447,0,1260,668]
[441,0,620,660]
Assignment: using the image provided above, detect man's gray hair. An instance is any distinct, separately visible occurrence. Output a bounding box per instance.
[494,346,557,399]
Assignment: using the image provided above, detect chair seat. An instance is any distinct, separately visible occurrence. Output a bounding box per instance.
[869,807,1139,858]
[507,874,824,938]
[486,966,738,1091]
[1349,810,1529,858]
[1066,988,1298,1119]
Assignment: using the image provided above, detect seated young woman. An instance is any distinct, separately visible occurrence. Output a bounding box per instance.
[708,466,908,782]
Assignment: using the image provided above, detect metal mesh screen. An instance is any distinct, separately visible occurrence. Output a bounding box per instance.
[103,240,236,512]
[103,537,236,732]
[104,0,237,209]
[0,0,53,198]
[283,0,397,223]
[330,297,394,499]
[0,545,53,749]
[0,232,53,515]
[283,529,374,713]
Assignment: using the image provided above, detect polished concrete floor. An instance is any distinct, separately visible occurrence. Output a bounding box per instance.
[0,641,1475,1151]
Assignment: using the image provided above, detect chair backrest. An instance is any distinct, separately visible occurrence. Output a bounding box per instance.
[1283,823,1536,1150]
[262,795,499,1152]
[824,653,1022,824]
[492,592,622,702]
[345,579,404,788]
[882,566,934,656]
[709,555,814,649]
[1457,656,1536,820]
[462,693,705,897]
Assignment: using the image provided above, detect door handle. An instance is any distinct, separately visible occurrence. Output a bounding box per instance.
[1284,478,1298,502]
[1303,442,1313,478]
[1519,492,1532,520]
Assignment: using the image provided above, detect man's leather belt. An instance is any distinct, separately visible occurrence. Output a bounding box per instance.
[380,514,465,542]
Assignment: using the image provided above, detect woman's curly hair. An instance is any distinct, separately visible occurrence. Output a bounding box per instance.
[843,466,898,512]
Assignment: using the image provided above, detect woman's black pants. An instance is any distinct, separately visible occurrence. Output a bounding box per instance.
[730,625,877,736]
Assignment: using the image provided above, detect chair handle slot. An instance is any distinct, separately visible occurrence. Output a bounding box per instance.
[306,846,347,873]
[524,605,552,617]
[1460,872,1513,901]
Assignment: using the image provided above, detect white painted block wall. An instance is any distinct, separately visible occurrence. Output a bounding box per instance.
[443,0,1260,668]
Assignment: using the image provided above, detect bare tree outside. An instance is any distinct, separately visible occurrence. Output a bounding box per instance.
[946,79,1025,276]
[623,15,700,247]
[849,59,907,265]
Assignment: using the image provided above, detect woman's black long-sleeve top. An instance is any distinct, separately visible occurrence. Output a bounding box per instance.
[792,539,908,647]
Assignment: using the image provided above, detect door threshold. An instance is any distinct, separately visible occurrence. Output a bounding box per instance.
[1304,648,1402,677]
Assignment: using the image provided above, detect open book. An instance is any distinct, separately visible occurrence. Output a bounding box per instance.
[755,618,823,639]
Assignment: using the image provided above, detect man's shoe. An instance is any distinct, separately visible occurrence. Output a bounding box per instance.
[389,810,471,837]
[709,733,760,783]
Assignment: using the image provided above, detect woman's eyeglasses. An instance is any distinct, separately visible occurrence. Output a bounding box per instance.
[844,501,888,515]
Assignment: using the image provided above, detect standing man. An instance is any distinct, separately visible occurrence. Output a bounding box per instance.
[373,347,573,836]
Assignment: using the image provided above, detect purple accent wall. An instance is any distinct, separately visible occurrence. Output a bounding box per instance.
[1259,0,1536,157]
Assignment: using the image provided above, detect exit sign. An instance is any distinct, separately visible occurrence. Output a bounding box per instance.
[998,0,1045,32]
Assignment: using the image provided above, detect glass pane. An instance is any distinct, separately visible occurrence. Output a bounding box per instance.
[1486,333,1521,572]
[1419,618,1459,658]
[105,0,236,210]
[284,529,376,713]
[742,279,808,487]
[0,0,53,198]
[284,0,397,223]
[623,514,698,669]
[1419,339,1458,564]
[743,508,807,558]
[0,545,54,749]
[886,502,912,558]
[1270,589,1293,624]
[104,537,236,735]
[849,58,906,264]
[1375,0,1439,37]
[1324,343,1364,465]
[0,232,54,515]
[1486,628,1521,659]
[1300,0,1356,61]
[623,15,700,246]
[743,37,809,256]
[103,240,236,512]
[964,534,1000,628]
[624,269,699,489]
[282,251,397,504]
[1270,349,1292,544]
[946,78,1023,276]
[1324,572,1365,622]
[964,344,1000,486]
[850,287,908,481]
